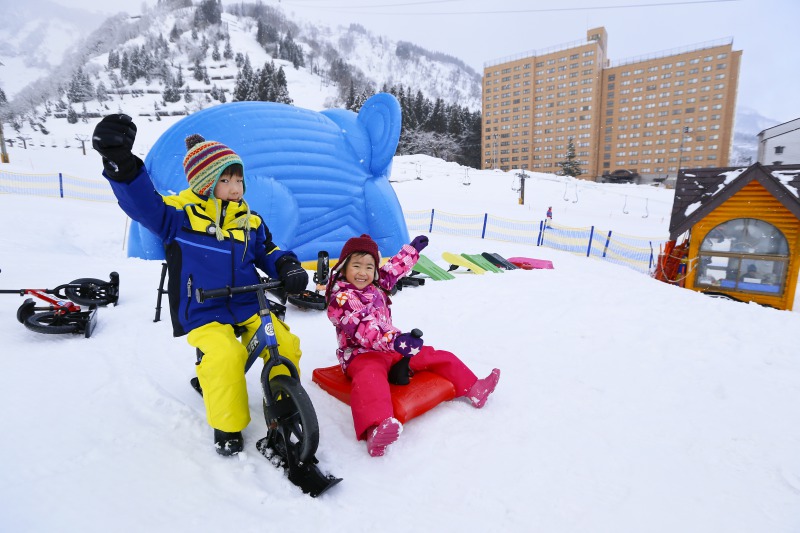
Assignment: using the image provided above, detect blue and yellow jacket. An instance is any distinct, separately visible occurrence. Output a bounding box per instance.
[108,166,295,337]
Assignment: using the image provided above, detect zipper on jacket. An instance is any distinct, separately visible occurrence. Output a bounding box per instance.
[185,274,193,320]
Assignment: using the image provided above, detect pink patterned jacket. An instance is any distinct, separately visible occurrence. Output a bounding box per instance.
[326,244,419,372]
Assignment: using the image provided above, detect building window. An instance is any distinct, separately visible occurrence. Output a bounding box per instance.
[775,146,785,154]
[695,219,790,295]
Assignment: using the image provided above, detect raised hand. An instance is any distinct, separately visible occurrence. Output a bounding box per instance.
[92,114,141,182]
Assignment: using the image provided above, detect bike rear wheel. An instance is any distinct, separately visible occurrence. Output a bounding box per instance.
[24,311,82,334]
[65,277,115,306]
[264,375,320,464]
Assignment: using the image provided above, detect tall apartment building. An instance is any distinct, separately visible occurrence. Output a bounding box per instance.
[482,27,742,180]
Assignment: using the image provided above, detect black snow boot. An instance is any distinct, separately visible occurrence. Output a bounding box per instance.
[214,429,244,456]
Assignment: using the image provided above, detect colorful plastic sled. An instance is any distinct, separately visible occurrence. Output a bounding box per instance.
[413,254,456,280]
[462,253,503,273]
[312,365,456,424]
[481,253,519,270]
[506,256,554,270]
[441,252,486,274]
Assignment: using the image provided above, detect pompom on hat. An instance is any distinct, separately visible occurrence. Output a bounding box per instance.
[183,134,244,197]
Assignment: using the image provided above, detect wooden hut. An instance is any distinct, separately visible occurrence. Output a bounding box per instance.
[664,162,800,310]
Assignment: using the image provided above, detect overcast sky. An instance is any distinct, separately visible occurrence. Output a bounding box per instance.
[53,0,800,123]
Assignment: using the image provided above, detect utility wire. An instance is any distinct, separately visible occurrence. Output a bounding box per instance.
[280,0,737,16]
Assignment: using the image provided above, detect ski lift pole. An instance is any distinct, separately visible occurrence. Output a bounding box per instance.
[516,171,528,205]
[0,122,9,163]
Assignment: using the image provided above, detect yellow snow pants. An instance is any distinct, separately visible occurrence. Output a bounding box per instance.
[187,312,302,433]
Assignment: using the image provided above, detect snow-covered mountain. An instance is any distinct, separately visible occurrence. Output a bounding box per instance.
[0,1,480,120]
[0,0,776,168]
[730,106,782,165]
[0,0,110,98]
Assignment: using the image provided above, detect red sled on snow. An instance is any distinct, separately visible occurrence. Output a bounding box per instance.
[312,365,456,424]
[506,256,554,270]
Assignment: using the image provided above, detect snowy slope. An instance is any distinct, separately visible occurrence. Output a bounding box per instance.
[1,139,800,532]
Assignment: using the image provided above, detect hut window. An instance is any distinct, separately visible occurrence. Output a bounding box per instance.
[694,218,789,295]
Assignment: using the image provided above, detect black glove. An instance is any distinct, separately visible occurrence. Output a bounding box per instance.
[277,256,309,294]
[92,114,142,182]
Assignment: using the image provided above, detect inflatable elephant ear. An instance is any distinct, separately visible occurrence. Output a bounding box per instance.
[320,93,402,179]
[358,93,402,176]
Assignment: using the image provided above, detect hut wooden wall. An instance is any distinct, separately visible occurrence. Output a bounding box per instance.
[684,180,800,309]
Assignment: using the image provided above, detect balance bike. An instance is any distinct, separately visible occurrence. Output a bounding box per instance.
[194,279,341,497]
[1,270,119,337]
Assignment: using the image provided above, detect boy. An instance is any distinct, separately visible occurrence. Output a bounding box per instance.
[92,114,309,456]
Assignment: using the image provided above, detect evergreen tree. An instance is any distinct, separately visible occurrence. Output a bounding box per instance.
[223,39,234,60]
[96,81,109,103]
[195,0,222,26]
[558,137,583,177]
[67,69,94,103]
[169,25,181,42]
[162,76,181,103]
[427,98,447,134]
[447,105,464,137]
[120,52,131,82]
[273,66,292,104]
[345,81,356,110]
[193,59,204,81]
[254,63,274,102]
[183,86,193,103]
[352,86,374,113]
[412,90,428,129]
[232,55,254,101]
[107,50,120,70]
[211,41,221,61]
[66,106,78,124]
[279,31,304,69]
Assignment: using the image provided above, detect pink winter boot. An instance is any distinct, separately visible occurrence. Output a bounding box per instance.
[468,368,501,408]
[366,417,403,457]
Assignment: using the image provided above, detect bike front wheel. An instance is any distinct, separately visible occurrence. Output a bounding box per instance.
[264,375,320,464]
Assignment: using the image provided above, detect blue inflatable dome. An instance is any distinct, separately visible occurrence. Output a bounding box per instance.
[131,93,408,262]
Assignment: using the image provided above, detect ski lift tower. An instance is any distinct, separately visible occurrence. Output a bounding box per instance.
[676,126,692,179]
[515,170,530,205]
[0,122,8,163]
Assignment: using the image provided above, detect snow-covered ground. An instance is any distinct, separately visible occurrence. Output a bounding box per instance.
[1,132,800,532]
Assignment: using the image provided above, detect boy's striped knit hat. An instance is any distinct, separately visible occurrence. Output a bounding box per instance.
[183,134,244,197]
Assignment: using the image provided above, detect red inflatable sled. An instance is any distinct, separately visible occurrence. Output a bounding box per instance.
[312,365,456,424]
[506,256,554,270]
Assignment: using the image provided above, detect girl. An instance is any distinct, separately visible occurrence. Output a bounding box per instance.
[326,233,500,457]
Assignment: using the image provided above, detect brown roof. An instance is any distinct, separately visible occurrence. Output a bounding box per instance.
[668,162,800,240]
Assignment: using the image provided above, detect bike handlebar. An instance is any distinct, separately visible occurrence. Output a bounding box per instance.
[195,280,284,304]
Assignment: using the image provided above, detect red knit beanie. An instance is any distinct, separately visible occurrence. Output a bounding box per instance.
[338,234,380,268]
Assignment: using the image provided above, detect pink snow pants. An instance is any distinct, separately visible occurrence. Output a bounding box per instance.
[345,345,478,440]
